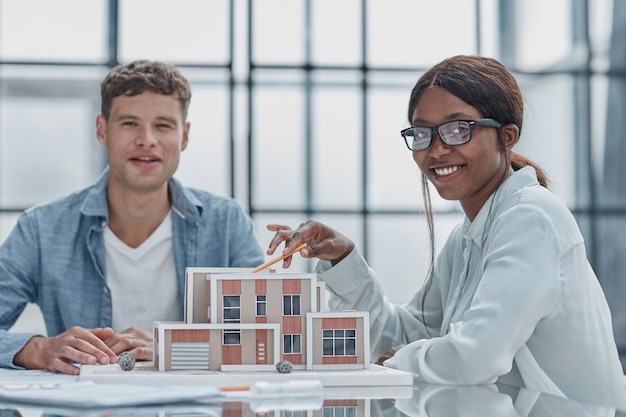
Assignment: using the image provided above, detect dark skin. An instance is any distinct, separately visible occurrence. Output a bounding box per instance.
[265,221,355,268]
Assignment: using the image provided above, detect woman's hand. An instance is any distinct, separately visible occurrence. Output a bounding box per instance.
[375,344,406,366]
[265,220,355,268]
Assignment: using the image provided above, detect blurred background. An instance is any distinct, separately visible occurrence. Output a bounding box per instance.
[1,0,625,371]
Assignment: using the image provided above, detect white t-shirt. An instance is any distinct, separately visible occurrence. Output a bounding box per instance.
[103,211,182,332]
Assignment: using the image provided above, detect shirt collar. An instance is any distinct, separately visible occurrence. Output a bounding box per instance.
[79,166,203,222]
[462,165,540,247]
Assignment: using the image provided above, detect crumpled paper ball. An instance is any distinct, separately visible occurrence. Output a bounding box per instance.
[118,351,136,371]
[275,360,293,373]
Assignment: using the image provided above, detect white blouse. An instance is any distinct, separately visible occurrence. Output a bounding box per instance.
[317,166,625,406]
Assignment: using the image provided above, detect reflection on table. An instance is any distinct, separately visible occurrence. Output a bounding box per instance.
[393,382,623,417]
[1,381,624,417]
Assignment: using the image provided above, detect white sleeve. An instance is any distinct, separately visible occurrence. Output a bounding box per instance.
[316,249,438,360]
[391,204,561,385]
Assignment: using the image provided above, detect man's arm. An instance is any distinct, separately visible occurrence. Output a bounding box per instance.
[0,212,119,373]
[0,212,44,369]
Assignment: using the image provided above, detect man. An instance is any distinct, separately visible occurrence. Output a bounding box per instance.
[0,60,265,374]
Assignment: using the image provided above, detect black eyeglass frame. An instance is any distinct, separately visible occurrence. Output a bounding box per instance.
[400,118,502,151]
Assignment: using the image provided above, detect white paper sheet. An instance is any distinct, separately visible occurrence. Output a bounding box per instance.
[0,368,77,385]
[0,380,221,408]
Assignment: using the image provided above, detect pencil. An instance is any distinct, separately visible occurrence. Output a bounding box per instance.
[249,243,308,273]
[219,385,250,392]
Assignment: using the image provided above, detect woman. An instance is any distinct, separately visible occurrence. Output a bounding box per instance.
[265,55,625,405]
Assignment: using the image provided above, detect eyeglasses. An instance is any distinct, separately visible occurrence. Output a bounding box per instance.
[400,118,502,151]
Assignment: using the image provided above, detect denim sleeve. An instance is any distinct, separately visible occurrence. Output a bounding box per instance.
[226,202,265,267]
[0,331,38,369]
[0,211,42,369]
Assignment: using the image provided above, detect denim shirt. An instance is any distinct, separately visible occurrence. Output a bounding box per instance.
[0,168,265,369]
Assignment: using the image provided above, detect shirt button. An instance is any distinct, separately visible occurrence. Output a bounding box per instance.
[103,287,109,294]
[101,221,106,227]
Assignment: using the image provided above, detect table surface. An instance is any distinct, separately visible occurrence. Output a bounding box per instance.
[0,367,624,417]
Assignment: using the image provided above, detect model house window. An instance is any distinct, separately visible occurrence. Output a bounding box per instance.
[223,329,241,345]
[323,406,357,417]
[283,411,303,417]
[283,334,302,354]
[283,294,301,316]
[223,295,241,345]
[322,329,356,356]
[223,295,241,322]
[256,295,267,316]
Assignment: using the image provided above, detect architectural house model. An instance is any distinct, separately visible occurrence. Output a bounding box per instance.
[153,267,371,372]
[80,267,412,415]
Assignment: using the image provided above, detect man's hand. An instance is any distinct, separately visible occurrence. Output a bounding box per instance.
[13,326,118,375]
[97,327,153,361]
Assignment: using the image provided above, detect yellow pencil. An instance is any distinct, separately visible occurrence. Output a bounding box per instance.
[249,243,308,273]
[219,385,250,392]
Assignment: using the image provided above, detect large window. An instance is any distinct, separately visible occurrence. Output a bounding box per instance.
[323,329,356,356]
[2,0,624,369]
